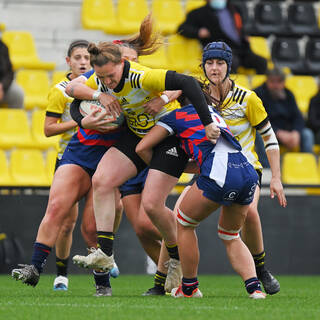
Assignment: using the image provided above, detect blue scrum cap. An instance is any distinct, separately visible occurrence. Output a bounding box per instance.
[202,41,232,76]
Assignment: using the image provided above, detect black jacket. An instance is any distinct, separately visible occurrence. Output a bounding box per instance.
[307,91,320,133]
[254,83,305,133]
[0,40,14,93]
[177,3,249,52]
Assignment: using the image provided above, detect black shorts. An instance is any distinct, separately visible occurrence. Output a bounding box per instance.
[150,135,189,178]
[113,128,147,172]
[113,128,189,178]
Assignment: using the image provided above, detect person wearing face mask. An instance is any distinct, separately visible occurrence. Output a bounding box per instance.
[254,68,314,164]
[177,0,267,74]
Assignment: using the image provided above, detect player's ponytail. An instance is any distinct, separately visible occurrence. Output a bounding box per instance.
[120,13,162,56]
[88,42,122,67]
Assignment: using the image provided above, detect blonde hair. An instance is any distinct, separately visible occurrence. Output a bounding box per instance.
[87,42,122,67]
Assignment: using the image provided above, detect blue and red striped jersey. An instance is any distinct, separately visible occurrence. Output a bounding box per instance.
[157,104,241,166]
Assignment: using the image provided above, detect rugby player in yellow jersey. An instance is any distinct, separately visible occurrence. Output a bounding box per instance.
[11,40,124,296]
[66,42,220,291]
[167,41,287,296]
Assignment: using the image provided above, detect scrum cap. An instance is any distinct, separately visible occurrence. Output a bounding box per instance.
[202,41,232,76]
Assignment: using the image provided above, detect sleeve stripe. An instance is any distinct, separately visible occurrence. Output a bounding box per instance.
[265,142,278,148]
[136,74,141,88]
[156,121,174,135]
[46,111,61,118]
[254,117,269,130]
[260,126,272,135]
[239,91,247,105]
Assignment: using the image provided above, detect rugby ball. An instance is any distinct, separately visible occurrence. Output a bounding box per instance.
[79,100,124,128]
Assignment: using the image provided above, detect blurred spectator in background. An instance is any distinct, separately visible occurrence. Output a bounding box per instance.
[177,0,267,74]
[254,68,314,167]
[0,39,24,108]
[307,76,320,144]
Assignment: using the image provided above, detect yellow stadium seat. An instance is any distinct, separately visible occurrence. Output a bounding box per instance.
[0,150,13,186]
[0,23,5,31]
[16,70,50,110]
[82,0,118,34]
[139,45,169,69]
[0,109,34,149]
[285,76,318,115]
[46,149,58,183]
[117,0,149,35]
[31,110,60,150]
[10,149,50,186]
[52,71,68,86]
[185,0,206,13]
[231,74,250,89]
[152,0,185,34]
[2,31,55,70]
[251,74,266,89]
[282,152,319,185]
[167,34,202,73]
[249,37,271,61]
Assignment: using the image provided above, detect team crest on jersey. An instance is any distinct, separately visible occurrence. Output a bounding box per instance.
[223,190,239,201]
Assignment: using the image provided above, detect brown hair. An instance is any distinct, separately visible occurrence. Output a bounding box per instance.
[67,39,89,57]
[87,42,122,67]
[117,13,162,56]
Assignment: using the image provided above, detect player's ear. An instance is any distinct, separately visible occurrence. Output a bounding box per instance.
[66,56,71,66]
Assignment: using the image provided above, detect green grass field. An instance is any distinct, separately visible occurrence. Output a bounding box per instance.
[1,274,320,320]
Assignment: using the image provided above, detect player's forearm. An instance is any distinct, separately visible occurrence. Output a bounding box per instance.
[66,82,95,100]
[165,72,212,126]
[44,120,77,137]
[266,149,281,179]
[162,90,182,103]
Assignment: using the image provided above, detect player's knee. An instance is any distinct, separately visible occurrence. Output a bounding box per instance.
[46,197,67,222]
[60,220,76,237]
[245,207,259,224]
[92,172,114,193]
[176,208,199,228]
[217,225,240,241]
[142,197,159,217]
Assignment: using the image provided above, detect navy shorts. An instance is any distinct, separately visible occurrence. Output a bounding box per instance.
[197,152,259,206]
[119,167,149,198]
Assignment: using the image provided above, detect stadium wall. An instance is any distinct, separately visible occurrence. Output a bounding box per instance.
[0,193,319,275]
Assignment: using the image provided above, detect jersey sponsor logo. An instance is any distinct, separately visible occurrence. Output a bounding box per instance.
[223,190,239,201]
[166,147,179,157]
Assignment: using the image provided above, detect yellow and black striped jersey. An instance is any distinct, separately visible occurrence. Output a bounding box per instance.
[46,75,77,159]
[219,82,268,170]
[85,60,180,137]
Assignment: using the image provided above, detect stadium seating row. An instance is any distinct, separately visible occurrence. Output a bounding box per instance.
[233,1,320,37]
[0,109,59,150]
[0,148,56,187]
[82,0,207,35]
[81,0,320,38]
